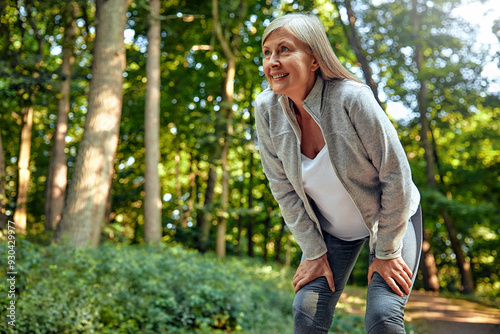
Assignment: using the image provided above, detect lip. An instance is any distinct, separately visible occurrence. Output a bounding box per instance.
[271,73,289,79]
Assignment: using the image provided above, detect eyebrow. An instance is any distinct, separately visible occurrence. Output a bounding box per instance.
[262,40,291,49]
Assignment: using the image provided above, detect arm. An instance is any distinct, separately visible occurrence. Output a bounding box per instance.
[255,98,334,293]
[346,86,417,295]
[254,96,327,261]
[347,86,416,260]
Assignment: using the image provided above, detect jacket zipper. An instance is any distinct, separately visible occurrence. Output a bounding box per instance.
[278,98,322,229]
[282,96,367,229]
[310,108,368,233]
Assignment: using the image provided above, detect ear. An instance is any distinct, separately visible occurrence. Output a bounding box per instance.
[311,56,320,72]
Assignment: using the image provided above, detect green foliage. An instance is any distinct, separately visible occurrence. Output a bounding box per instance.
[1,0,499,300]
[0,239,297,333]
[0,239,378,333]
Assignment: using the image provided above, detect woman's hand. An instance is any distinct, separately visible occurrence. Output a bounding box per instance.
[368,257,412,297]
[293,253,335,294]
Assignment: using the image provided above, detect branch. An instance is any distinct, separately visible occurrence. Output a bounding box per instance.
[211,0,234,61]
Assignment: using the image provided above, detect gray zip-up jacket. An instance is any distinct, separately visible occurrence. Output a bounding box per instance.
[255,76,420,261]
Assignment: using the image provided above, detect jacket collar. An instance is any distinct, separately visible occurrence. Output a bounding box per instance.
[302,75,324,117]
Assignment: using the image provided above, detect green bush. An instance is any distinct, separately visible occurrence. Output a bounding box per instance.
[0,240,297,333]
[0,240,374,333]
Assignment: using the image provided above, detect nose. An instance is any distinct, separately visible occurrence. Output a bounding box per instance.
[268,52,280,67]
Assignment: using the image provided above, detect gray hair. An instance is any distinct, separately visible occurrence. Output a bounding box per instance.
[262,13,362,83]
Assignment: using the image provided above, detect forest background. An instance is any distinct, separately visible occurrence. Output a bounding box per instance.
[0,0,499,332]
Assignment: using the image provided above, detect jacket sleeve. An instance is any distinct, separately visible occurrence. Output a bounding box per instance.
[347,86,418,260]
[254,96,327,260]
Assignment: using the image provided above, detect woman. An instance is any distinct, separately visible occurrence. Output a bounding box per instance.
[254,13,422,333]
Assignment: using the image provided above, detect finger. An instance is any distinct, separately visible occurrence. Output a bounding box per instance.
[293,270,311,290]
[367,265,374,285]
[388,278,405,297]
[293,264,304,281]
[398,263,413,292]
[402,271,412,291]
[293,266,302,280]
[403,264,413,279]
[394,274,411,295]
[294,279,305,294]
[325,273,336,292]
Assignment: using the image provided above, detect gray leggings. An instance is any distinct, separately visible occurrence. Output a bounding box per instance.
[293,207,422,334]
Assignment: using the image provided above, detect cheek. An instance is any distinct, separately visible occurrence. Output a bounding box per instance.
[262,60,270,72]
[263,64,272,79]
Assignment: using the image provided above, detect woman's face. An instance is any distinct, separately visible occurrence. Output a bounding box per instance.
[262,28,319,103]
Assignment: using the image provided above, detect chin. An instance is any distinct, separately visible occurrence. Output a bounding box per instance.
[270,85,284,95]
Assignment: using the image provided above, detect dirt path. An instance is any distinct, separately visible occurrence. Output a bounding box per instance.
[405,291,500,334]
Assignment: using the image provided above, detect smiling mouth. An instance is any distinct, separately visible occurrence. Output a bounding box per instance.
[272,73,289,79]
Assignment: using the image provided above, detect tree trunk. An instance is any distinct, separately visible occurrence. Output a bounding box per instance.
[0,128,6,229]
[442,211,474,293]
[55,0,131,247]
[217,129,231,257]
[186,154,197,222]
[263,207,271,262]
[144,0,162,243]
[45,1,78,231]
[13,105,34,232]
[247,157,255,257]
[235,170,245,256]
[197,166,216,252]
[236,212,242,256]
[334,0,382,107]
[246,109,256,258]
[275,217,286,264]
[247,151,254,258]
[411,0,440,293]
[247,189,254,258]
[213,0,242,257]
[285,230,291,267]
[420,228,440,291]
[12,0,46,233]
[412,0,473,293]
[175,141,185,226]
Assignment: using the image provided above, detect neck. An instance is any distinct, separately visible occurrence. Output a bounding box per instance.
[291,101,311,120]
[287,75,318,110]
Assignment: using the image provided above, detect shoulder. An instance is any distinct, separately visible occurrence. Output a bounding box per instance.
[255,87,282,121]
[324,79,371,98]
[255,87,278,109]
[324,79,379,111]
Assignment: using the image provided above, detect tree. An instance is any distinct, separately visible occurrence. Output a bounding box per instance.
[411,0,474,294]
[332,0,382,106]
[11,0,51,232]
[144,0,162,243]
[45,1,78,231]
[55,0,132,247]
[212,0,245,257]
[409,0,441,292]
[360,0,490,293]
[13,104,34,232]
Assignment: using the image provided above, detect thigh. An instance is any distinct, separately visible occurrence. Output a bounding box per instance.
[365,272,407,334]
[293,234,366,334]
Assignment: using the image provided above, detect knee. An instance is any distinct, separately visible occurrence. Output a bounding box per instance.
[292,278,337,334]
[292,296,328,334]
[364,303,405,334]
[292,288,321,325]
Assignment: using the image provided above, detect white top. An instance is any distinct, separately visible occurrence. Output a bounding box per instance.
[301,146,370,241]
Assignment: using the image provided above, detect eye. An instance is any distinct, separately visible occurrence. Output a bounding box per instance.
[263,50,271,57]
[281,46,289,52]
